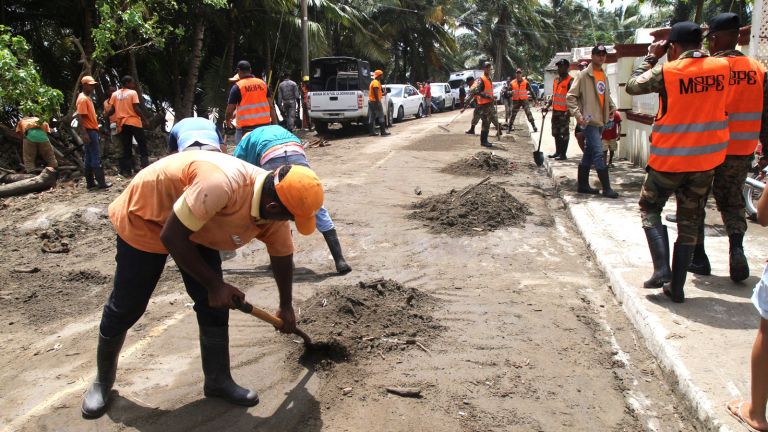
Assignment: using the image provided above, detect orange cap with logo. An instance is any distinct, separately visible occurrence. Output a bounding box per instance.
[274,165,324,235]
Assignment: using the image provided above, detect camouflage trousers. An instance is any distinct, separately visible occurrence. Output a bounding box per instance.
[639,168,715,246]
[551,110,570,140]
[696,154,752,240]
[471,103,499,132]
[509,100,535,127]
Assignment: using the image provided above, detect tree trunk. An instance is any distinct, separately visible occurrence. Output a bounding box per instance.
[129,50,143,100]
[177,14,206,121]
[693,0,704,24]
[0,167,57,198]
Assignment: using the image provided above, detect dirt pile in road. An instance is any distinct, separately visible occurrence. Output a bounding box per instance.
[442,151,516,176]
[409,182,531,235]
[294,279,442,368]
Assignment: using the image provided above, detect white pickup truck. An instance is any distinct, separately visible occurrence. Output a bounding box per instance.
[307,56,392,133]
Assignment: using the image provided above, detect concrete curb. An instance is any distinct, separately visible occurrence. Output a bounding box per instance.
[533,131,732,432]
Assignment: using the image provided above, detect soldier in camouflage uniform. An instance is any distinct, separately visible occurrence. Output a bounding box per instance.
[462,62,499,147]
[625,22,731,303]
[545,58,573,160]
[465,76,503,138]
[507,69,538,133]
[686,13,768,282]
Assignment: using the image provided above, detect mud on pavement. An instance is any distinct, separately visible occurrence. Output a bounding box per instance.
[441,151,517,176]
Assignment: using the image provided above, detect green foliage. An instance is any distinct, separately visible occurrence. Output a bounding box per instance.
[0,26,63,122]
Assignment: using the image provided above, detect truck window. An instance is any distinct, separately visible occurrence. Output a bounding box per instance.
[309,58,370,92]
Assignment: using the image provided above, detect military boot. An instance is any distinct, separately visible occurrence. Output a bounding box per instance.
[663,243,694,303]
[465,125,476,135]
[322,228,352,274]
[556,137,568,160]
[200,326,259,407]
[480,130,492,148]
[643,225,672,288]
[81,332,126,419]
[729,233,750,282]
[577,165,599,194]
[688,243,711,275]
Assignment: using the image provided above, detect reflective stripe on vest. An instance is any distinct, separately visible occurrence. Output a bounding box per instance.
[476,76,494,105]
[552,76,572,111]
[649,56,730,172]
[725,55,766,155]
[236,77,271,128]
[511,79,529,101]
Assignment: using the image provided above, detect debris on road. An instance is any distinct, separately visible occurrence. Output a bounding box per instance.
[385,387,422,398]
[410,182,531,236]
[442,151,516,176]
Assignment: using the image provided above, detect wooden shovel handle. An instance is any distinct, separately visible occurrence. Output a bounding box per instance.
[233,297,312,344]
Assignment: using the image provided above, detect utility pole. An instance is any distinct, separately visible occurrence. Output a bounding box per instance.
[301,0,309,79]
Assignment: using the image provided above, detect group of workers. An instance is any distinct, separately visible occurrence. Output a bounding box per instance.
[78,59,354,419]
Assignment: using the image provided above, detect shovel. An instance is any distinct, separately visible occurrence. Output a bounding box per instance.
[533,109,548,167]
[233,297,313,345]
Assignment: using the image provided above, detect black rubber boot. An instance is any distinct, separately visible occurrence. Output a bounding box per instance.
[688,243,711,275]
[465,125,476,135]
[84,167,96,190]
[496,127,502,138]
[118,159,132,178]
[82,332,126,419]
[322,228,352,274]
[480,130,492,148]
[664,243,693,303]
[577,165,599,194]
[596,168,619,198]
[378,120,391,136]
[93,167,113,190]
[556,138,568,160]
[643,225,672,288]
[729,233,750,282]
[369,121,379,136]
[548,138,561,159]
[200,326,259,407]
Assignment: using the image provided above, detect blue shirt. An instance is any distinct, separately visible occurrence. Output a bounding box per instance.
[233,125,301,165]
[167,117,223,152]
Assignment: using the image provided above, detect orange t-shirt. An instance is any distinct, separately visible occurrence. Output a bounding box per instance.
[103,99,117,124]
[15,117,50,135]
[76,93,99,130]
[592,68,606,110]
[108,151,294,256]
[109,88,142,128]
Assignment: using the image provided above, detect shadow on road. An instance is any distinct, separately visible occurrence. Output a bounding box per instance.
[107,369,321,432]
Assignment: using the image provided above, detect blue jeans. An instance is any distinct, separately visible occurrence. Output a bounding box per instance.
[84,129,103,169]
[580,125,606,170]
[261,152,335,232]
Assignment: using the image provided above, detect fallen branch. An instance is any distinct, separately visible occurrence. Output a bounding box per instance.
[0,173,36,184]
[385,387,422,398]
[0,167,57,198]
[454,176,491,201]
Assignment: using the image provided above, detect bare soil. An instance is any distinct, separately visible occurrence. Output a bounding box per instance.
[442,151,516,176]
[0,113,697,432]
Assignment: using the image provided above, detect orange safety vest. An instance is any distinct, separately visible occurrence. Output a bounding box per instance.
[236,77,271,128]
[724,55,765,156]
[476,75,494,105]
[511,79,529,101]
[552,75,572,112]
[650,56,730,172]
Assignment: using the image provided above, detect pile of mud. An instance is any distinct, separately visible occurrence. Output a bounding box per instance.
[409,182,531,236]
[442,151,516,176]
[294,279,442,368]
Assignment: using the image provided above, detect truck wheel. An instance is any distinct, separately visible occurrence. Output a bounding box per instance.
[315,122,329,134]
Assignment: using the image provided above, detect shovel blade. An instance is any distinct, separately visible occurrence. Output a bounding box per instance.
[533,151,544,167]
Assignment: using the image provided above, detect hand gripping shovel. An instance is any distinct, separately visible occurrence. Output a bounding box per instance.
[533,109,548,166]
[233,297,312,345]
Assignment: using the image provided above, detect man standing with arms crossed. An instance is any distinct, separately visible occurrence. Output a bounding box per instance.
[546,59,573,160]
[76,75,112,190]
[626,22,731,302]
[225,61,278,144]
[278,73,300,132]
[81,150,324,418]
[686,13,768,282]
[567,45,619,199]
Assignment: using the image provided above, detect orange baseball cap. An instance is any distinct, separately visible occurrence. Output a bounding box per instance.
[274,165,324,235]
[374,69,383,77]
[81,75,97,85]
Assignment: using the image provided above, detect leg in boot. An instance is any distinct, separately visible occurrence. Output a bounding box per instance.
[548,137,561,158]
[378,120,391,136]
[596,168,619,198]
[465,124,476,135]
[556,135,569,160]
[577,165,599,194]
[84,167,96,190]
[688,213,710,275]
[321,226,352,274]
[729,233,750,282]
[82,332,126,418]
[643,225,672,288]
[664,242,694,303]
[94,167,113,190]
[199,326,259,406]
[369,119,379,136]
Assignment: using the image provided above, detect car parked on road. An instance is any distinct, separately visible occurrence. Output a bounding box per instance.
[384,84,425,122]
[429,83,456,112]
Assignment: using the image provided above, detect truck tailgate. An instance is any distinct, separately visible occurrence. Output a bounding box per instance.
[310,91,361,111]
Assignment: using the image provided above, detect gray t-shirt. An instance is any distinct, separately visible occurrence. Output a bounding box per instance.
[278,79,300,103]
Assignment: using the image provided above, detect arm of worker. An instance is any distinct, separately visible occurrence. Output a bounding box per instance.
[373,86,381,101]
[167,131,178,154]
[760,71,768,150]
[608,95,617,118]
[566,75,583,125]
[757,180,768,227]
[269,254,296,333]
[217,128,226,153]
[269,96,279,124]
[77,114,91,144]
[225,84,240,127]
[625,41,667,96]
[160,211,245,308]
